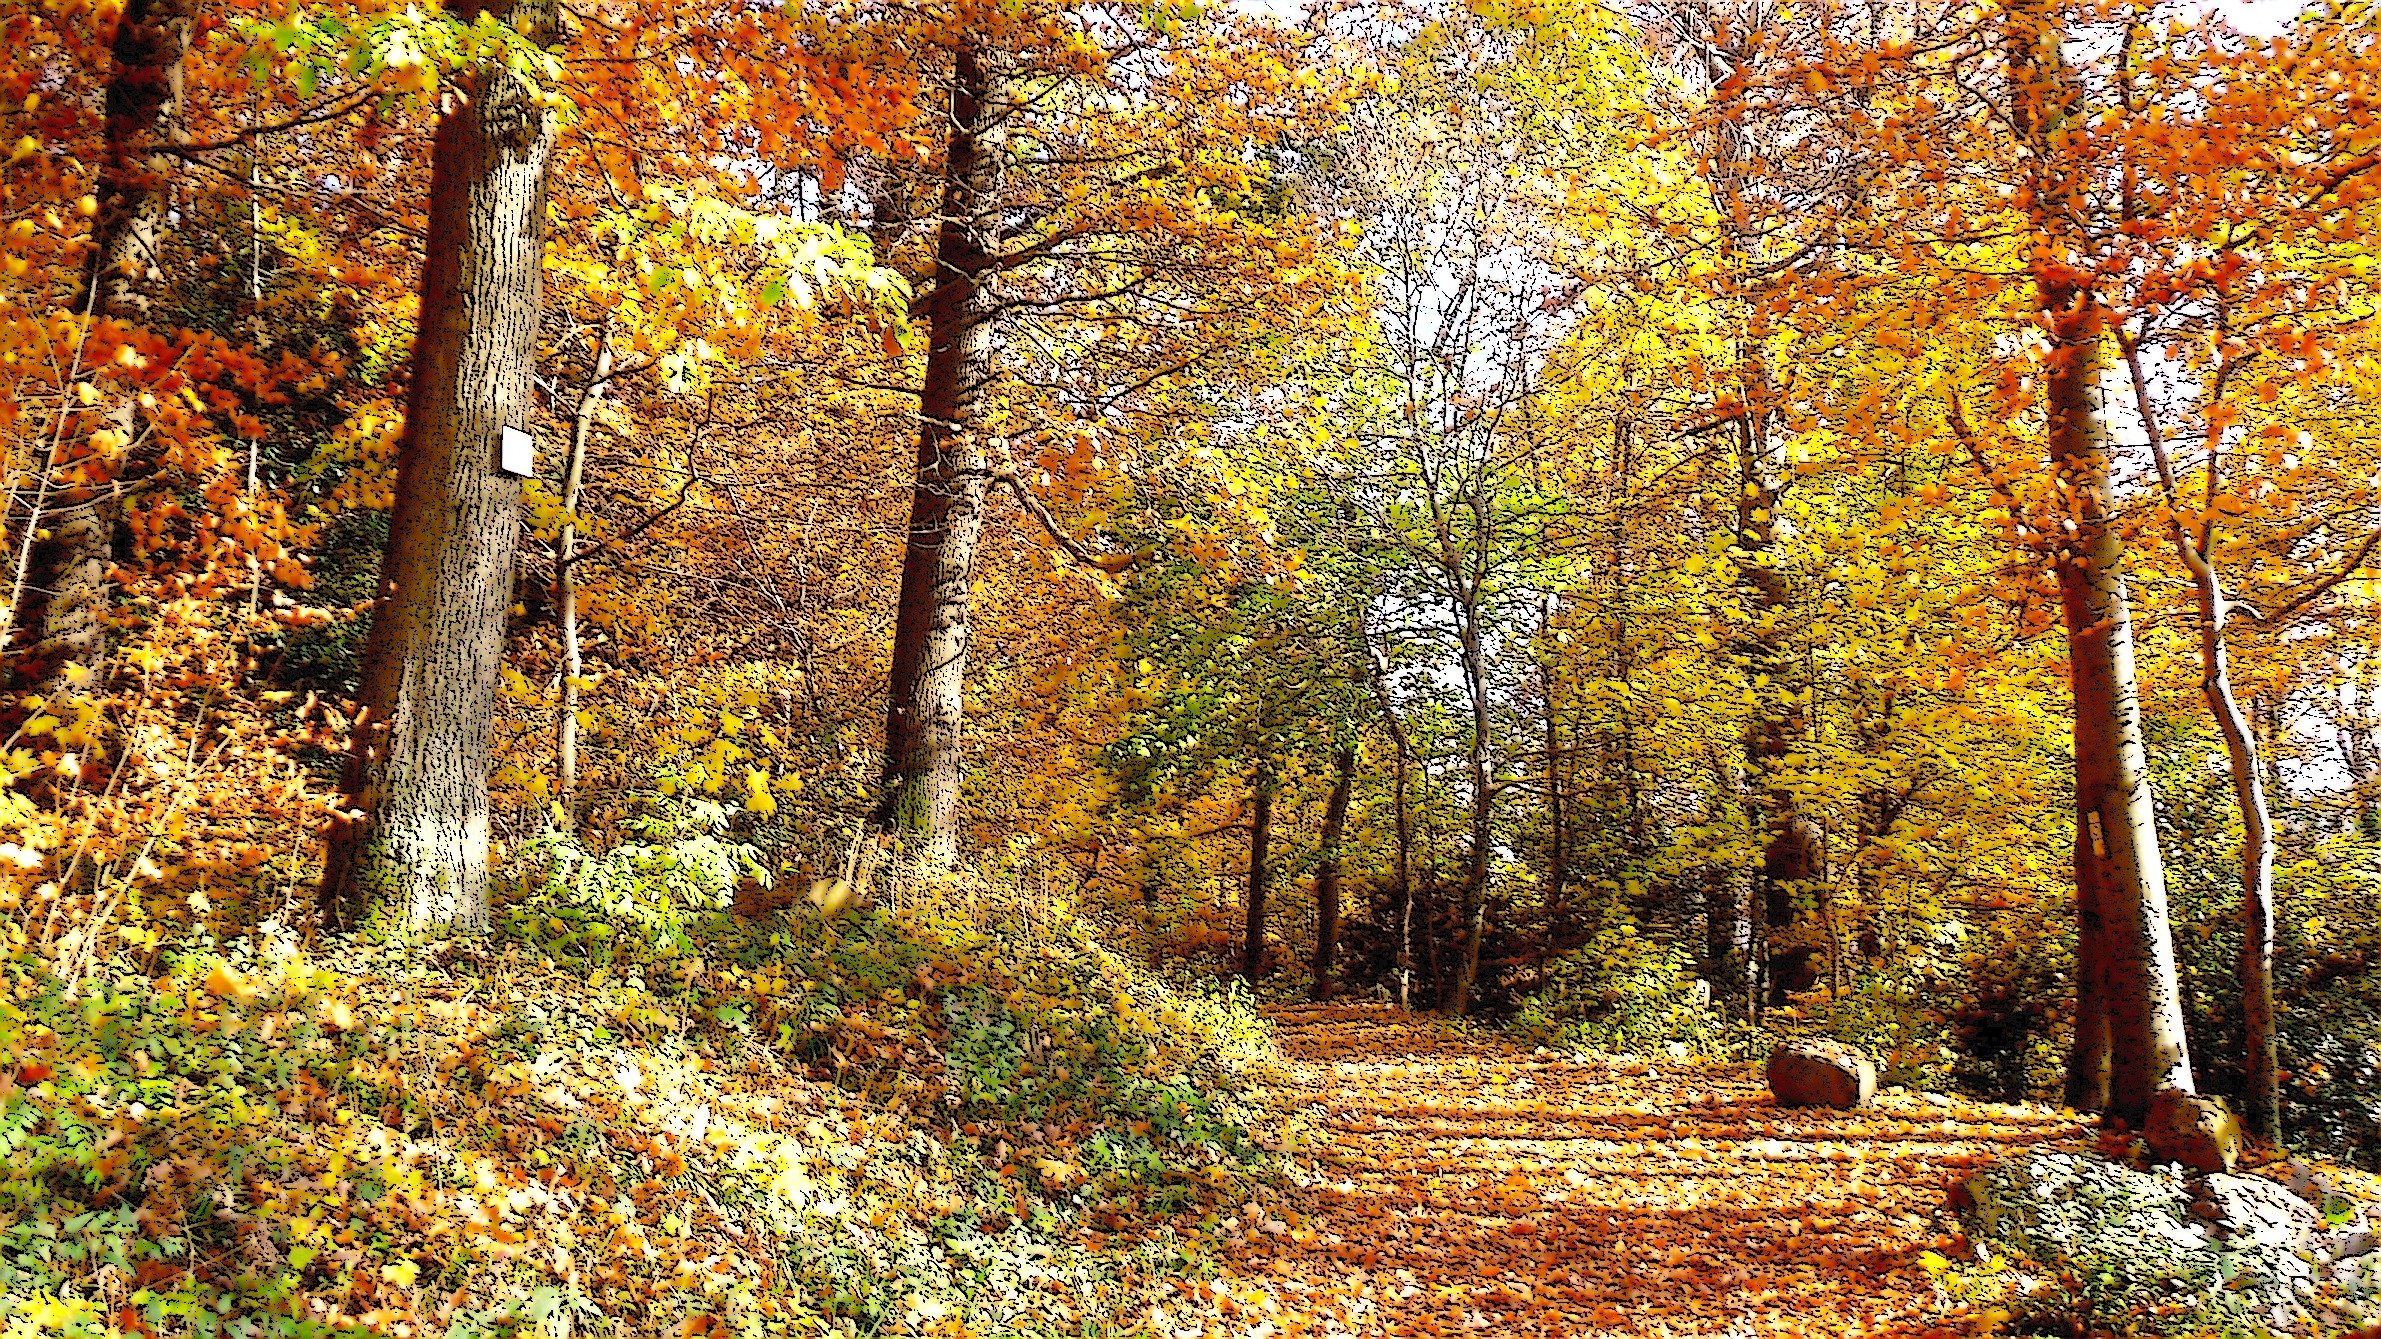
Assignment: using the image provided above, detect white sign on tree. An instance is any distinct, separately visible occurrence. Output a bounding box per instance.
[498,425,535,478]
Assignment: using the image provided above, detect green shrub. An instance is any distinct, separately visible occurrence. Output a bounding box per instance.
[513,797,766,956]
[1510,904,1745,1058]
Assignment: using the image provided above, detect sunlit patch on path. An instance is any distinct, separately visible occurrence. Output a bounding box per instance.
[1165,1004,2085,1338]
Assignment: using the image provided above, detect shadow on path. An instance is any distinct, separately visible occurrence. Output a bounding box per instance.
[1178,1003,2082,1338]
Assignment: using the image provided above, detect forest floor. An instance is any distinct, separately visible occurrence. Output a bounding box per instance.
[1181,1003,2087,1339]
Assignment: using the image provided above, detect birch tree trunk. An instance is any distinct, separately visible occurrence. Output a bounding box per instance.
[555,334,611,829]
[876,43,1002,865]
[319,0,560,932]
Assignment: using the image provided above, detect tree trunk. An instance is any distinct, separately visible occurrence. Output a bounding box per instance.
[1734,369,1822,1008]
[2207,595,2279,1142]
[2346,656,2380,839]
[1687,19,1822,1012]
[2042,321,2192,1122]
[14,0,191,689]
[1417,871,1440,1007]
[555,333,611,829]
[319,0,560,933]
[2125,341,2278,1142]
[84,0,188,322]
[2007,0,2193,1124]
[1452,594,1492,1015]
[24,509,113,693]
[1368,637,1418,1010]
[1543,651,1567,938]
[1311,742,1357,1001]
[875,44,1002,864]
[1242,757,1278,986]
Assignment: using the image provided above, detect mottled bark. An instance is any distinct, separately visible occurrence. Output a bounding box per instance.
[2006,0,2194,1123]
[84,0,188,322]
[1687,13,1821,1010]
[2045,325,2187,1120]
[1311,742,1357,1001]
[876,44,1003,864]
[24,508,113,692]
[1242,758,1278,986]
[319,0,560,932]
[2346,658,2380,839]
[1705,867,1752,1015]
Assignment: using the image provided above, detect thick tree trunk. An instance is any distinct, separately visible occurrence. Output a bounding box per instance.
[876,44,1002,864]
[2042,316,2192,1122]
[25,509,113,691]
[1311,742,1357,1001]
[319,0,559,932]
[1685,21,1822,1012]
[14,0,191,689]
[1242,758,1277,986]
[2005,0,2192,1123]
[1703,867,1752,1015]
[84,0,188,322]
[555,334,611,828]
[1733,378,1823,1008]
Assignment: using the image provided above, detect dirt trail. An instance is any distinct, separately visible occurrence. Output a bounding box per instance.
[1192,1004,2082,1337]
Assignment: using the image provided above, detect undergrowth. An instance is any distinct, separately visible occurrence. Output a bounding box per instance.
[0,833,1279,1339]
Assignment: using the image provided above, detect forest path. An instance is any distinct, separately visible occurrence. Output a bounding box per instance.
[1192,1003,2084,1338]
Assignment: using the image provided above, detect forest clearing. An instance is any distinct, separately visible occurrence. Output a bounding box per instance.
[5,0,2381,1332]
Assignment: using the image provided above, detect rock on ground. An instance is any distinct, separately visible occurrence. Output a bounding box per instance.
[1956,1148,2381,1335]
[1764,1039,1876,1109]
[2144,1089,2242,1174]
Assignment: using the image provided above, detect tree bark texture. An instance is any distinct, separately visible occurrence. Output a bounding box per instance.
[2037,306,2191,1119]
[1734,370,1823,1008]
[16,0,191,690]
[876,43,1003,864]
[1543,652,1567,932]
[2005,0,2195,1123]
[319,0,559,932]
